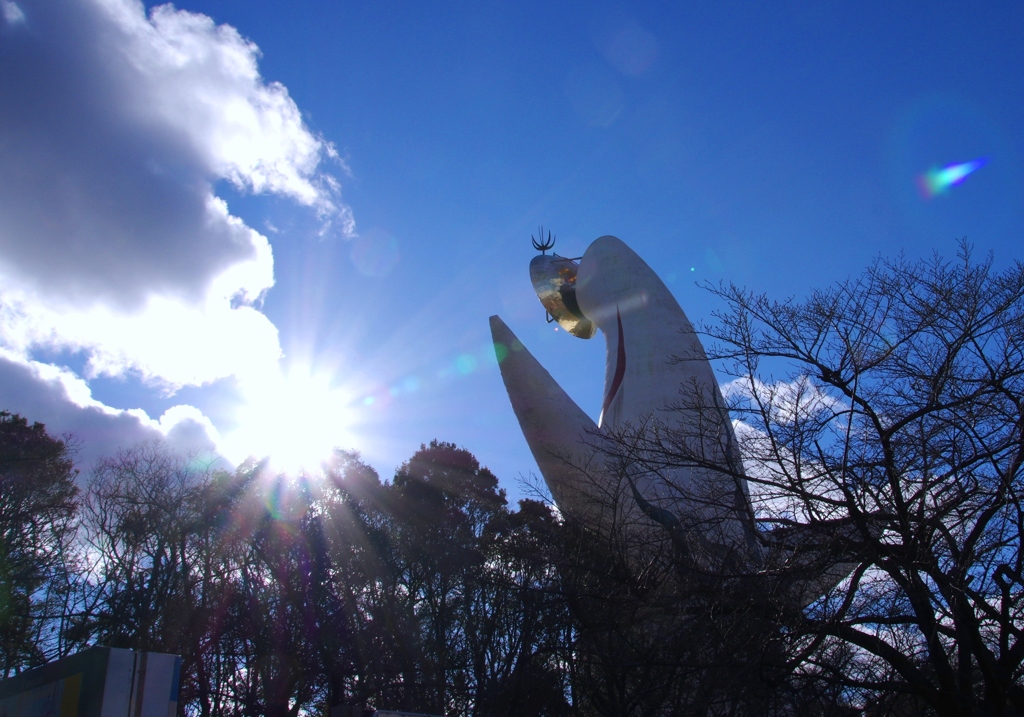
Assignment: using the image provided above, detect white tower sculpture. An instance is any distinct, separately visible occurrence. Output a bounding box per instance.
[490,234,760,571]
[491,234,861,606]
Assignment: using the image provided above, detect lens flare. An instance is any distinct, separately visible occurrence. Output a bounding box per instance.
[917,158,987,198]
[353,342,497,410]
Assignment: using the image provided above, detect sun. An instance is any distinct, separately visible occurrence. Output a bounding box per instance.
[224,367,353,474]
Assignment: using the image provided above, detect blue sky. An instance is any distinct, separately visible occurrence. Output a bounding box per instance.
[1,0,1021,498]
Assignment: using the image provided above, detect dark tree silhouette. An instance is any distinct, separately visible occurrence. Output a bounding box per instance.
[595,245,1024,716]
[361,440,573,716]
[0,412,79,677]
[4,432,572,716]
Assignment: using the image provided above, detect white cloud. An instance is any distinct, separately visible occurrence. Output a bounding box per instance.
[723,375,846,520]
[106,0,347,216]
[723,374,846,426]
[0,0,354,462]
[0,197,281,389]
[0,0,349,370]
[0,350,223,471]
[727,380,852,525]
[1,1,24,24]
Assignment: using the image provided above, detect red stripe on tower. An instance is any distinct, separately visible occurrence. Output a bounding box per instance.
[601,307,626,424]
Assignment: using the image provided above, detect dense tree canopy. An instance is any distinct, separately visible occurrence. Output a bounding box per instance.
[0,412,79,677]
[3,439,573,716]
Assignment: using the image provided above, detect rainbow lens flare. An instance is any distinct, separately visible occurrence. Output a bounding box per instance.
[917,158,987,198]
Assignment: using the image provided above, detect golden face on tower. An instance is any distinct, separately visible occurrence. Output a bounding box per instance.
[529,253,596,339]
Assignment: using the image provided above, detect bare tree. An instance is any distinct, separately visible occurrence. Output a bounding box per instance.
[598,244,1024,716]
